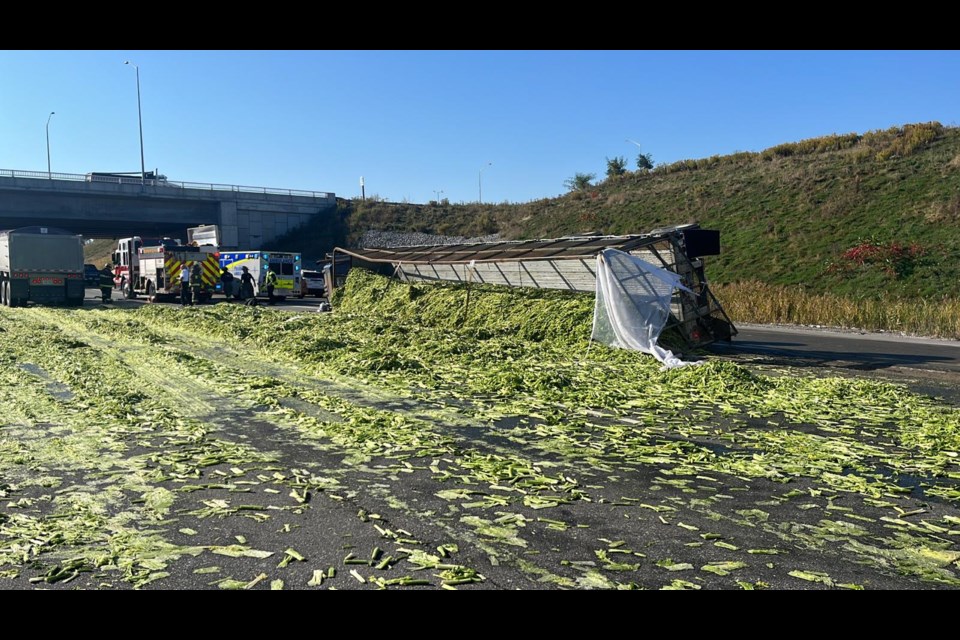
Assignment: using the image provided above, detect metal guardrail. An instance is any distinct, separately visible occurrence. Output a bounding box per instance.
[0,168,333,200]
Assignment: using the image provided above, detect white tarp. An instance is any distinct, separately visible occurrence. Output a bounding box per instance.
[591,248,698,369]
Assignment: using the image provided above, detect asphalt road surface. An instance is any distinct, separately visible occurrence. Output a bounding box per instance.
[713,323,960,374]
[707,323,960,406]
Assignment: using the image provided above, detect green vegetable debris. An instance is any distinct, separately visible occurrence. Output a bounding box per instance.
[0,268,958,589]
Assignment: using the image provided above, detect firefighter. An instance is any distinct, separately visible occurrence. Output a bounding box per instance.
[99,262,114,303]
[190,263,205,305]
[264,267,279,305]
[220,267,235,301]
[180,263,192,307]
[239,266,256,303]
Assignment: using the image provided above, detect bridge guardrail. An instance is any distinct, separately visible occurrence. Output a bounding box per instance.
[0,168,333,200]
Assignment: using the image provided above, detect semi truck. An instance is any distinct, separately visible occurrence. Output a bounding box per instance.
[0,226,85,307]
[219,251,303,301]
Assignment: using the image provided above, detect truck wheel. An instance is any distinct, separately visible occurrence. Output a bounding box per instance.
[124,282,137,299]
[1,281,7,306]
[146,282,156,302]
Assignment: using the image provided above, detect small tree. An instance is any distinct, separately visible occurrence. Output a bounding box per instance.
[564,172,596,192]
[636,152,654,171]
[605,156,628,178]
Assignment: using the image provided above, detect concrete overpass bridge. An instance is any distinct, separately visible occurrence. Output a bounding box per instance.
[0,169,336,248]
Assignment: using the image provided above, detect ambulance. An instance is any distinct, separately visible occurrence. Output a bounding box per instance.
[219,251,302,301]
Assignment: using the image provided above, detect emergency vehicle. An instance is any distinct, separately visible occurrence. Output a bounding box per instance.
[219,251,302,301]
[136,244,221,302]
[113,237,220,302]
[112,236,142,292]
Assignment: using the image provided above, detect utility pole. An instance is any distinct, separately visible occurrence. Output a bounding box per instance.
[46,112,55,179]
[124,61,146,183]
[479,162,492,204]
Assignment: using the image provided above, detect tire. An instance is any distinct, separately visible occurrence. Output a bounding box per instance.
[124,282,137,299]
[146,281,156,303]
[1,280,7,307]
[5,282,18,308]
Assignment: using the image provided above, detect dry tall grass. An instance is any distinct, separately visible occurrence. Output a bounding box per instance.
[714,281,960,339]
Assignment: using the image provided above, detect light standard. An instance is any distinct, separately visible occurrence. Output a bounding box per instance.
[124,61,145,182]
[433,189,444,203]
[478,162,492,204]
[46,112,55,179]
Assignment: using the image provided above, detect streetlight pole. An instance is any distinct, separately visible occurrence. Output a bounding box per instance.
[124,61,145,183]
[433,189,444,203]
[46,112,55,179]
[479,162,492,204]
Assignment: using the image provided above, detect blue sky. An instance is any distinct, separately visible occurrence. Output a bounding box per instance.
[2,50,957,204]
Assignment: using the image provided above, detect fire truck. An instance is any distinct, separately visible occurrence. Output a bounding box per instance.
[112,236,142,293]
[135,244,220,302]
[112,231,221,303]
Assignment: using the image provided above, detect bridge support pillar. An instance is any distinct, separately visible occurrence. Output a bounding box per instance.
[219,201,239,248]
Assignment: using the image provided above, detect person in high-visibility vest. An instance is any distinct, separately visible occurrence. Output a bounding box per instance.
[264,268,279,305]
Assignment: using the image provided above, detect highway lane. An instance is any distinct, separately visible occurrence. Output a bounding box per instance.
[711,323,960,374]
[707,323,960,406]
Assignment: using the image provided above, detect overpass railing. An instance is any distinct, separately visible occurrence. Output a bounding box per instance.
[0,168,333,200]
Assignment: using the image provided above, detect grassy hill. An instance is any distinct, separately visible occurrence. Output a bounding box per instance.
[83,239,116,268]
[286,122,957,302]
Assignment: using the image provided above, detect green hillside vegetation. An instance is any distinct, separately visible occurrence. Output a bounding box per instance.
[83,239,116,268]
[275,122,958,303]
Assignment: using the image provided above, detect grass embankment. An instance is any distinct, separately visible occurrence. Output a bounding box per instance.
[82,239,115,267]
[715,282,960,339]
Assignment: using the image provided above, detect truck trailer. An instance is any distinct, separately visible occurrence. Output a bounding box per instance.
[0,226,85,307]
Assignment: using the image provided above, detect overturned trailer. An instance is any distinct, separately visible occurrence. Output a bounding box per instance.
[332,224,736,349]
